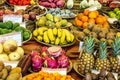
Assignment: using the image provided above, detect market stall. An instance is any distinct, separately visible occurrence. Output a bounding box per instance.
[0,0,120,80]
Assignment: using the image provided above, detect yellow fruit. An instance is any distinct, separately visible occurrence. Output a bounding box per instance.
[116,32,120,37]
[0,43,3,54]
[38,27,48,36]
[37,35,42,41]
[63,29,71,42]
[60,30,65,44]
[47,29,55,41]
[53,28,57,36]
[43,31,50,43]
[62,40,67,45]
[51,41,55,45]
[55,37,60,45]
[57,29,62,38]
[33,29,38,36]
[70,33,74,42]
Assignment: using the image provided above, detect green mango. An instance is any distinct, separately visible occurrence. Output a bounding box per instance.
[23,30,31,41]
[4,21,13,29]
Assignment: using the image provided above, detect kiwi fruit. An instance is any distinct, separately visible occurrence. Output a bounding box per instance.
[83,29,90,35]
[101,27,109,34]
[107,39,113,46]
[106,32,115,40]
[78,32,86,41]
[92,25,101,34]
[5,65,12,72]
[89,32,97,38]
[99,32,106,39]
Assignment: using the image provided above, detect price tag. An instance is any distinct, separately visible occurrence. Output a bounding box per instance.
[87,6,97,11]
[78,41,84,52]
[0,32,22,46]
[14,5,27,12]
[3,14,23,23]
[19,22,26,28]
[41,67,67,75]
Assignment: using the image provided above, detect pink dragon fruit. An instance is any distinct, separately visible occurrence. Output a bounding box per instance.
[44,56,58,68]
[57,54,70,68]
[41,46,48,53]
[61,49,66,55]
[32,55,44,72]
[30,51,40,58]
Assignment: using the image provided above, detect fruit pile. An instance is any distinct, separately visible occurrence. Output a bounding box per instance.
[108,7,120,20]
[25,71,72,80]
[9,0,30,5]
[0,61,22,80]
[30,46,70,72]
[0,39,24,61]
[77,36,120,75]
[76,23,116,46]
[33,27,74,45]
[74,9,109,29]
[0,21,31,41]
[39,0,65,8]
[36,14,71,28]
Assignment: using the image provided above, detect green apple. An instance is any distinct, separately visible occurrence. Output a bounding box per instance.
[114,7,119,13]
[108,11,116,18]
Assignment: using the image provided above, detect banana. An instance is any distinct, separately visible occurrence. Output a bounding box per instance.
[55,37,60,45]
[43,31,50,43]
[63,29,71,43]
[70,33,74,42]
[33,29,38,37]
[60,30,66,44]
[47,29,55,41]
[51,41,55,45]
[38,27,48,36]
[0,43,3,54]
[62,40,67,45]
[53,28,57,36]
[57,28,62,38]
[37,35,42,41]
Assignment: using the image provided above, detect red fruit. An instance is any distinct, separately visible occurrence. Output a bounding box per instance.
[41,46,48,53]
[30,51,40,58]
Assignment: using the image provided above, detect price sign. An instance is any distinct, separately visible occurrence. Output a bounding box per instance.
[41,67,67,75]
[3,14,23,23]
[0,32,22,46]
[78,41,84,52]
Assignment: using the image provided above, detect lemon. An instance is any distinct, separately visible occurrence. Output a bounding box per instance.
[33,29,38,36]
[37,35,42,41]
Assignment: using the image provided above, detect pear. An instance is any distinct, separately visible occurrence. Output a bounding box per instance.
[55,22,61,28]
[46,14,53,21]
[60,19,68,27]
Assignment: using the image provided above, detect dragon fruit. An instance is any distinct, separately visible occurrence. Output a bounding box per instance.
[57,54,70,68]
[32,55,44,72]
[44,56,58,68]
[41,46,48,53]
[30,51,39,58]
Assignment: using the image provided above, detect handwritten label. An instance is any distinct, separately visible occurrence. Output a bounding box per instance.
[0,32,22,46]
[3,14,22,23]
[41,67,67,75]
[14,5,27,12]
[78,41,84,52]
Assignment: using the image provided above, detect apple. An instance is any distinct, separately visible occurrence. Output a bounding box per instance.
[108,11,116,18]
[0,53,9,61]
[9,52,21,61]
[114,7,119,13]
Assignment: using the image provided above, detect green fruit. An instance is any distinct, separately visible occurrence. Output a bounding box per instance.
[46,14,54,21]
[116,11,120,15]
[60,19,67,27]
[12,23,20,29]
[23,30,30,41]
[108,12,116,18]
[5,21,13,29]
[114,8,119,13]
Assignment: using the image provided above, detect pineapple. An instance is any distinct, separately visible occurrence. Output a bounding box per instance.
[78,36,95,75]
[95,41,111,71]
[110,37,120,73]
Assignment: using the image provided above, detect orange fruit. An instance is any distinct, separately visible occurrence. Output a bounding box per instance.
[88,11,97,19]
[103,22,109,29]
[74,17,83,27]
[95,17,104,24]
[102,16,107,23]
[77,13,84,20]
[93,10,99,17]
[83,22,88,29]
[83,9,90,16]
[88,18,95,24]
[81,16,88,22]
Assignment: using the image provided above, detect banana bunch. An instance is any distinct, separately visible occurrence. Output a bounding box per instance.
[33,27,75,45]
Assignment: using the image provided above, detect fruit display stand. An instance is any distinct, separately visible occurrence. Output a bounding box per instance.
[0,0,120,80]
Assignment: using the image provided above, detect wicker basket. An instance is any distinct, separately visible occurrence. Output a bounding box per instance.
[0,0,6,5]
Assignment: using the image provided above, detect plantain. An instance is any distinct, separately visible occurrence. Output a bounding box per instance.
[63,29,71,43]
[57,28,62,38]
[60,30,66,44]
[43,31,50,43]
[38,27,48,36]
[55,37,60,45]
[52,28,57,36]
[70,33,74,42]
[47,29,55,41]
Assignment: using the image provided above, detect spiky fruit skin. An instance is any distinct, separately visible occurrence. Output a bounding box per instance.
[109,57,120,73]
[95,58,110,71]
[78,53,94,74]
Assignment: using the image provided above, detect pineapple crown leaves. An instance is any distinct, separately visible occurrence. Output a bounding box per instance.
[84,36,95,54]
[99,41,107,59]
[112,37,120,57]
